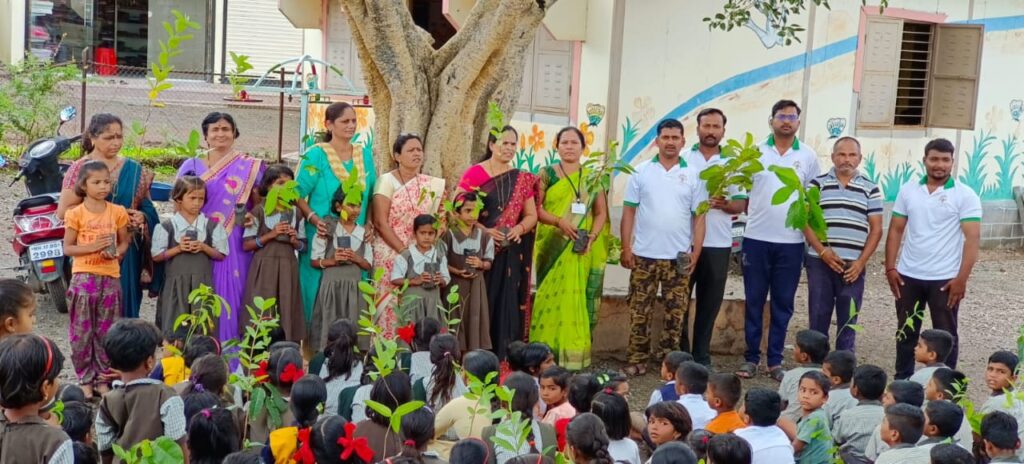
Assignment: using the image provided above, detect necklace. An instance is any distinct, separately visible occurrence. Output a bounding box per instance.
[489,160,511,213]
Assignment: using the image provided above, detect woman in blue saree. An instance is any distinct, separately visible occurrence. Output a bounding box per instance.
[58,113,160,320]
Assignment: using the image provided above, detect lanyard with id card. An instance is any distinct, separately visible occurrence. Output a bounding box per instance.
[561,165,587,215]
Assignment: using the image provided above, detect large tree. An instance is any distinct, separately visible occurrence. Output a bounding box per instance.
[339,0,557,184]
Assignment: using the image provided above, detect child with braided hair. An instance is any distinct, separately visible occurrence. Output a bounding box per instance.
[397,408,446,464]
[187,408,240,464]
[248,345,306,443]
[265,374,328,463]
[566,413,615,464]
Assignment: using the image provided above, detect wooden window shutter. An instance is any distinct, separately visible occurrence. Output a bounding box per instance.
[325,1,366,92]
[857,17,904,129]
[925,24,984,130]
[531,28,573,116]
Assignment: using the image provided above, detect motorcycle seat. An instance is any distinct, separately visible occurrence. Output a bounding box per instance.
[14,194,60,215]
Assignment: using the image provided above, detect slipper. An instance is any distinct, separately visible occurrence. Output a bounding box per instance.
[735,362,758,379]
[768,366,785,382]
[620,364,647,377]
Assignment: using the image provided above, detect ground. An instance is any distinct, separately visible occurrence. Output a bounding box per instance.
[3,171,1020,410]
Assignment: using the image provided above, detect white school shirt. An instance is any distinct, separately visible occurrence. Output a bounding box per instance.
[391,245,452,285]
[683,146,745,248]
[623,155,705,260]
[678,393,717,430]
[744,136,820,244]
[151,213,229,256]
[608,438,641,464]
[892,177,982,280]
[310,223,373,263]
[734,425,795,464]
[243,207,306,239]
[447,228,495,260]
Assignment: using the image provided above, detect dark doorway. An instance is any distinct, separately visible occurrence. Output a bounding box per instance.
[410,0,456,49]
[94,0,150,68]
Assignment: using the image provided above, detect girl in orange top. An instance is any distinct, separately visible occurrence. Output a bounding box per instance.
[63,160,130,399]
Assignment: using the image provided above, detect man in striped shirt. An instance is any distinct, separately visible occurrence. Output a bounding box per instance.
[804,136,883,352]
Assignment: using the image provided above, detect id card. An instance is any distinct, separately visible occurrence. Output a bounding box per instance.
[571,201,586,215]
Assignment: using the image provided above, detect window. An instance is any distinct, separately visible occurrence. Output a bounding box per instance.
[856,16,983,130]
[517,27,574,122]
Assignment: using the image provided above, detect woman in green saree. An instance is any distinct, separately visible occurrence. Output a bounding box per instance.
[296,103,377,337]
[531,126,609,370]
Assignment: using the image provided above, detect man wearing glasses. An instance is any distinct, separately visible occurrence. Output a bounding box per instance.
[732,100,821,382]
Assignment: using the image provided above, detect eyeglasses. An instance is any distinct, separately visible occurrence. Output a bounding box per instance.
[774,114,800,122]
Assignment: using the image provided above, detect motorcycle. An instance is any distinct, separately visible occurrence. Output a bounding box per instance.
[10,106,80,314]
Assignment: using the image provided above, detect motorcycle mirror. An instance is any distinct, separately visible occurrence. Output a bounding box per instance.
[58,106,77,123]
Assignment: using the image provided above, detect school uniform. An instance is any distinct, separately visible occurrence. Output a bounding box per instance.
[832,399,884,464]
[795,409,831,464]
[322,361,364,417]
[151,212,228,331]
[909,363,947,386]
[647,381,680,407]
[243,205,306,342]
[247,395,295,445]
[734,425,794,464]
[779,364,821,423]
[392,245,451,322]
[873,443,923,464]
[409,350,433,387]
[310,219,372,350]
[0,414,74,463]
[823,384,858,426]
[96,378,187,455]
[355,420,404,462]
[677,393,717,430]
[443,226,495,351]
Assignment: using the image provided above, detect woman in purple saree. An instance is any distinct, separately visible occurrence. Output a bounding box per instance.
[177,113,264,341]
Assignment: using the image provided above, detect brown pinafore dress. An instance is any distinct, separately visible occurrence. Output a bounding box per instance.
[443,227,493,351]
[155,218,218,332]
[310,218,369,350]
[242,207,305,343]
[0,414,71,463]
[399,247,444,324]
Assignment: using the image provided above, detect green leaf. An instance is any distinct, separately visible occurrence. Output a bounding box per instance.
[393,400,425,417]
[248,386,266,418]
[769,165,802,189]
[364,399,393,418]
[771,187,796,206]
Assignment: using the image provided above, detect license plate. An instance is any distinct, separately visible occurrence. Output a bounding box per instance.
[29,241,64,261]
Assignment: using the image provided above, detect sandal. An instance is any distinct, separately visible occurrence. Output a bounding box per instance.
[768,366,786,383]
[735,362,758,379]
[620,364,648,377]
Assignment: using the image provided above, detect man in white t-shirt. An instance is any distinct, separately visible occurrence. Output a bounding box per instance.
[620,119,707,376]
[884,138,981,380]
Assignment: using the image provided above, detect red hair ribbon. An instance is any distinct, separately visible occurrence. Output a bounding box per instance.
[293,427,316,464]
[404,439,416,447]
[338,422,375,463]
[603,387,613,394]
[39,336,53,381]
[396,322,416,345]
[280,363,305,383]
[253,360,270,383]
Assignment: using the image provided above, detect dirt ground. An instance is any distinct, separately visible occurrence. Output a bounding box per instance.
[2,171,1021,410]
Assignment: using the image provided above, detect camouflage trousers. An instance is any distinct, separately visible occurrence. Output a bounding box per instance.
[626,256,691,364]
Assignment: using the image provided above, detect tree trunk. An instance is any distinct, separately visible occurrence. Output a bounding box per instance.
[338,0,558,186]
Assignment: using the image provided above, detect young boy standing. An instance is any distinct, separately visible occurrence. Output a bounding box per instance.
[874,403,926,464]
[734,388,794,464]
[908,329,954,385]
[647,351,693,407]
[822,350,858,425]
[779,330,829,423]
[705,373,745,434]
[833,364,887,464]
[674,361,716,429]
[777,371,832,464]
[981,411,1023,463]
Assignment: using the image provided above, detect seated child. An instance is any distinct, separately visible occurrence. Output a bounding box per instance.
[554,373,604,450]
[833,364,887,464]
[919,400,967,452]
[822,350,858,426]
[591,391,640,464]
[647,351,693,407]
[874,403,925,464]
[734,388,793,464]
[0,335,73,462]
[415,334,467,418]
[61,400,94,443]
[96,320,188,462]
[705,373,745,434]
[778,371,832,464]
[409,317,443,386]
[779,330,829,423]
[265,375,327,463]
[539,366,575,425]
[0,278,37,338]
[982,351,1024,421]
[188,407,241,464]
[398,408,447,464]
[644,401,693,451]
[926,368,974,450]
[866,380,925,460]
[247,345,305,443]
[928,443,975,464]
[150,324,188,385]
[74,441,100,464]
[319,319,365,416]
[707,433,753,464]
[909,329,954,386]
[674,361,716,429]
[687,429,713,463]
[981,411,1022,463]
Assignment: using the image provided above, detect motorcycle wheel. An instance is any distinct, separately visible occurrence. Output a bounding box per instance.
[45,278,69,314]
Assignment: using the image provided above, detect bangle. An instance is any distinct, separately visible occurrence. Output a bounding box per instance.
[255,236,264,248]
[296,240,306,252]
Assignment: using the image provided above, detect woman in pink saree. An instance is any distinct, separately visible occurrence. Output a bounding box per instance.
[371,134,446,335]
[177,113,264,341]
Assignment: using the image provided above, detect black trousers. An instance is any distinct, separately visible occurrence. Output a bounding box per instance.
[894,274,960,380]
[685,247,732,366]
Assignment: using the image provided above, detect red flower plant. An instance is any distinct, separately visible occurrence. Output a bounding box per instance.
[293,427,316,464]
[338,422,374,462]
[396,322,416,345]
[280,363,304,383]
[253,360,269,383]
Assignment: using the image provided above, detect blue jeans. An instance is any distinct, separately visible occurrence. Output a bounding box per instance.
[805,255,864,352]
[742,238,804,367]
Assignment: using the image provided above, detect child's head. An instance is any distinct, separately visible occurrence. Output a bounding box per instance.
[822,350,856,386]
[851,364,887,401]
[539,366,572,407]
[923,400,964,439]
[0,279,36,337]
[182,391,221,432]
[184,335,221,368]
[171,176,207,216]
[740,388,781,427]
[566,413,612,464]
[505,372,541,416]
[644,401,693,446]
[428,333,460,406]
[292,374,328,428]
[463,349,500,386]
[74,442,99,464]
[649,442,698,464]
[506,341,527,371]
[519,342,556,377]
[311,415,362,464]
[330,185,362,222]
[56,384,87,403]
[185,354,228,397]
[601,372,630,399]
[929,443,975,464]
[368,371,412,427]
[449,438,490,464]
[258,164,295,197]
[74,160,112,199]
[268,345,305,391]
[797,371,830,412]
[454,192,480,227]
[661,351,694,381]
[591,391,630,440]
[706,373,742,413]
[0,334,64,409]
[981,410,1021,457]
[881,403,924,446]
[187,407,241,464]
[567,373,603,413]
[915,329,954,365]
[707,433,752,464]
[104,319,161,374]
[883,380,925,408]
[399,408,436,458]
[413,317,442,352]
[674,361,709,396]
[686,429,713,462]
[794,329,829,365]
[325,319,359,380]
[927,368,966,401]
[412,214,438,248]
[61,400,93,442]
[222,448,263,464]
[986,350,1019,393]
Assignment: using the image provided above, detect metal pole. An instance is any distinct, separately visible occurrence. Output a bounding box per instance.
[80,47,90,134]
[277,67,285,163]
